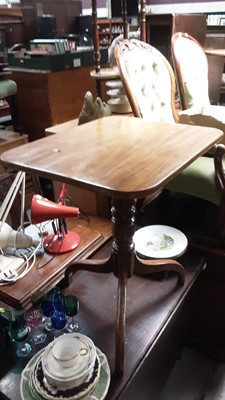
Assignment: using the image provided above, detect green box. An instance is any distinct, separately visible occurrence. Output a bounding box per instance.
[7,52,82,72]
[8,48,108,71]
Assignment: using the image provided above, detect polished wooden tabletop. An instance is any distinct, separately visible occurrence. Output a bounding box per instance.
[1,116,223,199]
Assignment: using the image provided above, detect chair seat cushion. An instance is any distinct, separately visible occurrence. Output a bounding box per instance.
[166,156,222,206]
[178,106,225,145]
[0,79,17,98]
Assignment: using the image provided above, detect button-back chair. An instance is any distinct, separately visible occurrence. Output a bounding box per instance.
[114,39,225,244]
[171,32,225,147]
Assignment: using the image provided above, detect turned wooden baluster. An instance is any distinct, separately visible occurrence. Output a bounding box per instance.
[140,0,146,42]
[91,0,102,97]
[121,0,128,39]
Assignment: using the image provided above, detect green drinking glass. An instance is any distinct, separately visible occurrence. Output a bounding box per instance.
[63,295,80,333]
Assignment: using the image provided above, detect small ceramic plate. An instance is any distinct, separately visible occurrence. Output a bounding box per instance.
[106,79,124,88]
[21,347,110,400]
[90,68,119,79]
[108,103,132,114]
[133,225,188,259]
[107,97,130,105]
[106,88,126,97]
[33,355,100,400]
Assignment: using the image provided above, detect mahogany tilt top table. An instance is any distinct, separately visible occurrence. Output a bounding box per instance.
[1,115,223,377]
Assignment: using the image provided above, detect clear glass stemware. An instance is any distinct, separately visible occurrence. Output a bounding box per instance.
[24,306,47,344]
[10,312,32,358]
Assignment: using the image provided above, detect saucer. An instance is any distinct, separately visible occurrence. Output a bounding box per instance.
[21,347,110,400]
[42,333,95,382]
[32,354,100,400]
[133,225,188,259]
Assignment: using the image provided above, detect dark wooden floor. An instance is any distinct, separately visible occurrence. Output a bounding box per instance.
[135,191,225,399]
[160,346,225,400]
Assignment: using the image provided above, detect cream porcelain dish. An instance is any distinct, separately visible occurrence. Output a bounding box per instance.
[20,346,111,400]
[42,333,96,388]
[105,79,124,88]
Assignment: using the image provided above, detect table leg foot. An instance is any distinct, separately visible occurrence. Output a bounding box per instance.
[64,256,113,286]
[134,254,185,285]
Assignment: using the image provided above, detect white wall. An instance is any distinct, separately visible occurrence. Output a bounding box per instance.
[0,0,20,5]
[82,2,225,17]
[147,2,225,14]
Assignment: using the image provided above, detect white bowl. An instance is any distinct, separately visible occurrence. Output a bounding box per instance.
[42,333,96,389]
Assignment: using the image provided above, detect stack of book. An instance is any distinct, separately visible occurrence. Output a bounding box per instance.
[30,39,71,54]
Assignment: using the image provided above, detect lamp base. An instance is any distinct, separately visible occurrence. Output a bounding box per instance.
[43,231,80,254]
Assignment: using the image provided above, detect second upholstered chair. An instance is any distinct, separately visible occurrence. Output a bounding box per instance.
[114,38,225,243]
[171,32,225,147]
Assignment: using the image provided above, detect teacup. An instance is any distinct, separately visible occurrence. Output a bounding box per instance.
[52,337,80,368]
[42,333,96,389]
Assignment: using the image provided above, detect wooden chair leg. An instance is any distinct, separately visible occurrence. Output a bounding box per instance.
[6,94,23,134]
[214,144,225,243]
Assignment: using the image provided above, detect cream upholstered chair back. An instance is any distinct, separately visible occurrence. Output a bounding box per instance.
[114,37,225,244]
[171,32,225,148]
[171,32,210,110]
[114,39,177,124]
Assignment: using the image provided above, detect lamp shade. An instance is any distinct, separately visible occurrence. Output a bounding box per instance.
[31,194,79,224]
[30,194,80,254]
[0,222,40,249]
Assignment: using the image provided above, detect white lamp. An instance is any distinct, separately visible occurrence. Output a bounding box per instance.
[0,222,40,249]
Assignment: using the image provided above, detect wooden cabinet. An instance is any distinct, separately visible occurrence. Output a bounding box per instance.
[146,13,207,63]
[97,18,123,46]
[21,0,82,44]
[10,66,99,141]
[0,7,25,48]
[145,13,224,106]
[205,26,225,104]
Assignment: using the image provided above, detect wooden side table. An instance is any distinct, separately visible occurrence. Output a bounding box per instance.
[1,115,223,377]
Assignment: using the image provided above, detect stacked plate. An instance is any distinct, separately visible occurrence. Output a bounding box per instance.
[20,333,111,400]
[106,80,132,114]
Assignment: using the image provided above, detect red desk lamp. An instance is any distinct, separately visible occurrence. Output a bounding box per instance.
[31,183,80,254]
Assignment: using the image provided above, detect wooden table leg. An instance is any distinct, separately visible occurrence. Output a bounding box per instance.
[65,197,136,376]
[65,198,185,377]
[111,198,136,376]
